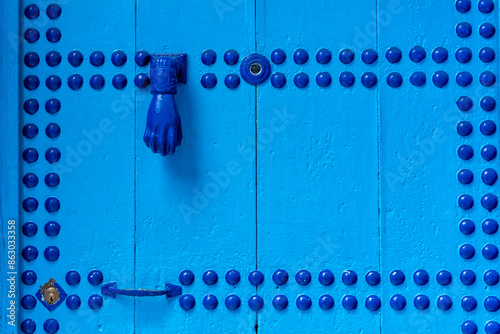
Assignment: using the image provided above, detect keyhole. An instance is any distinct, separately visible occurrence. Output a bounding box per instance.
[250,62,262,75]
[50,294,54,303]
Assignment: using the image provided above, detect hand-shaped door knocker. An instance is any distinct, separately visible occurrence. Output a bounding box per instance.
[144,53,187,156]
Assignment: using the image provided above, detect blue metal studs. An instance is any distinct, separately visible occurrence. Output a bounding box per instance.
[479,0,494,12]
[342,270,358,285]
[480,120,496,135]
[458,169,474,184]
[45,221,61,236]
[24,75,40,90]
[361,49,378,64]
[457,96,473,111]
[44,246,59,261]
[90,51,105,66]
[459,219,475,235]
[293,49,309,64]
[481,145,497,161]
[480,23,496,38]
[461,320,478,334]
[201,50,216,65]
[456,71,473,87]
[179,270,195,286]
[24,28,40,43]
[483,218,499,234]
[273,295,288,310]
[361,72,377,88]
[456,47,473,63]
[46,4,62,19]
[46,51,61,67]
[90,74,106,90]
[224,74,240,89]
[271,49,286,64]
[248,295,264,311]
[456,22,473,38]
[203,294,218,310]
[414,294,430,310]
[296,295,312,311]
[88,294,103,310]
[409,46,426,62]
[134,73,150,89]
[339,49,355,64]
[45,197,60,213]
[248,270,264,286]
[240,53,271,85]
[437,295,453,311]
[480,71,496,87]
[295,270,311,285]
[46,75,61,91]
[43,319,59,334]
[66,294,81,310]
[458,145,473,160]
[481,96,496,111]
[390,294,406,310]
[21,295,37,310]
[410,72,426,86]
[45,172,60,187]
[24,99,39,115]
[21,270,37,285]
[203,270,218,285]
[413,269,429,285]
[365,295,381,311]
[316,72,332,87]
[294,73,309,88]
[201,73,217,88]
[318,294,334,310]
[23,124,38,139]
[387,72,403,88]
[457,121,473,136]
[432,47,448,63]
[318,269,334,286]
[22,222,37,237]
[68,51,83,67]
[432,71,449,87]
[179,294,195,310]
[23,197,39,212]
[483,244,499,259]
[461,296,478,311]
[224,50,239,65]
[225,269,240,285]
[24,4,40,19]
[68,74,84,90]
[225,294,241,310]
[23,148,39,163]
[46,27,61,43]
[112,74,127,89]
[485,296,500,312]
[479,47,496,63]
[24,52,39,68]
[460,269,476,285]
[271,73,286,88]
[482,169,498,186]
[45,147,61,163]
[339,71,355,87]
[456,0,472,12]
[389,270,405,285]
[112,50,127,66]
[316,48,332,64]
[460,243,475,259]
[22,246,38,262]
[365,271,381,286]
[342,295,358,310]
[45,98,61,114]
[135,50,150,66]
[485,321,500,334]
[385,47,402,63]
[272,269,289,285]
[66,271,81,286]
[88,270,103,286]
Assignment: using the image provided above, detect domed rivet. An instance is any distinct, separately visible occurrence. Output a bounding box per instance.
[486,321,500,334]
[318,294,334,310]
[456,47,472,63]
[46,4,62,19]
[46,27,61,43]
[24,75,40,90]
[481,145,497,162]
[22,197,38,212]
[413,269,429,285]
[203,294,218,310]
[483,244,499,259]
[272,295,288,310]
[43,318,59,334]
[224,50,239,65]
[479,0,494,13]
[46,51,61,67]
[45,98,61,114]
[179,270,194,286]
[385,47,402,63]
[271,49,286,64]
[112,74,127,89]
[271,72,286,88]
[66,270,81,286]
[459,243,475,259]
[456,22,473,38]
[436,270,452,286]
[23,148,39,163]
[248,295,264,311]
[342,270,358,285]
[22,246,38,262]
[23,124,39,140]
[296,295,312,311]
[481,71,496,87]
[68,51,83,67]
[409,46,426,62]
[390,294,406,310]
[460,269,476,285]
[24,99,39,115]
[485,269,500,286]
[410,72,426,86]
[339,71,355,87]
[457,120,473,136]
[413,294,430,310]
[318,269,334,286]
[24,52,40,68]
[90,74,106,90]
[44,221,61,236]
[22,222,38,237]
[179,294,195,310]
[203,270,218,285]
[479,47,496,63]
[68,74,83,90]
[294,73,309,88]
[482,169,498,186]
[459,219,475,235]
[225,294,241,310]
[485,296,500,312]
[45,197,60,213]
[248,270,264,286]
[436,295,452,311]
[21,270,37,285]
[225,269,240,285]
[294,49,309,64]
[480,120,496,136]
[66,294,81,310]
[361,49,378,64]
[24,4,40,19]
[342,295,358,310]
[480,23,496,38]
[44,246,59,261]
[456,71,473,87]
[201,50,217,65]
[46,75,61,91]
[111,50,127,67]
[90,51,105,66]
[365,271,381,286]
[88,270,103,286]
[432,71,449,87]
[483,218,499,234]
[457,145,473,160]
[457,169,473,184]
[316,72,332,87]
[361,72,377,88]
[24,28,40,43]
[456,0,472,12]
[316,48,332,64]
[461,296,477,311]
[133,73,149,89]
[481,96,496,111]
[461,320,478,334]
[389,270,405,285]
[365,295,381,311]
[45,172,60,187]
[387,72,402,88]
[295,270,311,286]
[45,147,61,163]
[224,74,240,89]
[432,47,448,63]
[201,73,217,88]
[272,269,289,285]
[134,50,150,66]
[88,294,103,310]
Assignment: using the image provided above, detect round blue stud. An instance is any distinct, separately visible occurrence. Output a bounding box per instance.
[46,75,61,91]
[295,270,311,285]
[365,271,381,286]
[224,50,239,65]
[365,295,381,311]
[24,52,39,68]
[458,169,474,184]
[385,47,402,63]
[409,46,426,62]
[389,270,405,285]
[44,246,59,261]
[135,50,150,66]
[432,71,449,87]
[45,172,60,187]
[483,218,498,234]
[68,74,83,90]
[485,270,500,286]
[459,219,475,235]
[201,73,217,88]
[485,296,500,312]
[46,27,61,43]
[111,50,127,66]
[179,270,194,286]
[456,96,473,111]
[432,47,448,63]
[361,72,377,88]
[479,0,495,12]
[456,22,473,38]
[201,50,216,65]
[225,269,240,285]
[22,246,38,262]
[486,321,500,334]
[482,169,498,186]
[460,269,476,285]
[46,51,61,67]
[460,243,475,259]
[294,73,309,88]
[293,49,309,64]
[457,121,473,136]
[179,294,195,310]
[456,47,472,63]
[339,71,355,87]
[483,244,499,259]
[273,295,288,310]
[456,71,473,87]
[44,221,61,236]
[342,270,358,285]
[390,294,406,310]
[437,295,453,311]
[45,197,60,213]
[43,319,59,334]
[316,72,332,87]
[480,23,496,38]
[414,294,430,310]
[66,294,81,310]
[342,295,358,310]
[271,49,286,64]
[248,270,264,286]
[224,74,240,89]
[88,270,103,286]
[361,49,378,64]
[316,48,332,64]
[461,296,477,311]
[248,295,264,311]
[481,145,497,162]
[90,51,105,66]
[480,120,496,136]
[23,197,38,212]
[46,4,62,19]
[225,294,241,310]
[24,4,40,19]
[456,0,472,12]
[436,270,452,285]
[479,47,496,63]
[68,51,83,67]
[387,72,403,88]
[272,269,289,285]
[23,148,39,163]
[318,269,334,286]
[45,147,61,163]
[90,74,106,90]
[133,73,149,89]
[23,124,38,140]
[22,222,37,237]
[88,294,103,310]
[271,72,286,88]
[24,28,40,43]
[203,294,218,310]
[24,99,39,115]
[21,295,36,310]
[461,320,478,334]
[24,75,40,90]
[45,98,61,114]
[458,145,474,160]
[318,294,334,310]
[112,74,127,89]
[66,270,81,286]
[413,269,429,286]
[481,71,496,87]
[339,49,355,64]
[410,72,426,86]
[21,270,37,285]
[481,96,496,111]
[203,270,218,285]
[296,295,312,311]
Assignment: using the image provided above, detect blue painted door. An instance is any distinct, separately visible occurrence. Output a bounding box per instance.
[8,0,500,333]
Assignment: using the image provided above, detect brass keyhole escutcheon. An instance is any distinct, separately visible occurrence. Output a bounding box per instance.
[41,278,61,305]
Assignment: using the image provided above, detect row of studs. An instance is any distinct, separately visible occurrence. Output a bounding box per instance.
[456,0,495,13]
[24,50,151,68]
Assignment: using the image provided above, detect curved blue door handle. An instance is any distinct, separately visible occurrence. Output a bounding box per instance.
[101,282,182,299]
[144,53,187,156]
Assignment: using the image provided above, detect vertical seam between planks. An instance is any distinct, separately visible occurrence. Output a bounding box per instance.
[376,0,382,333]
[254,0,259,331]
[134,0,138,332]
